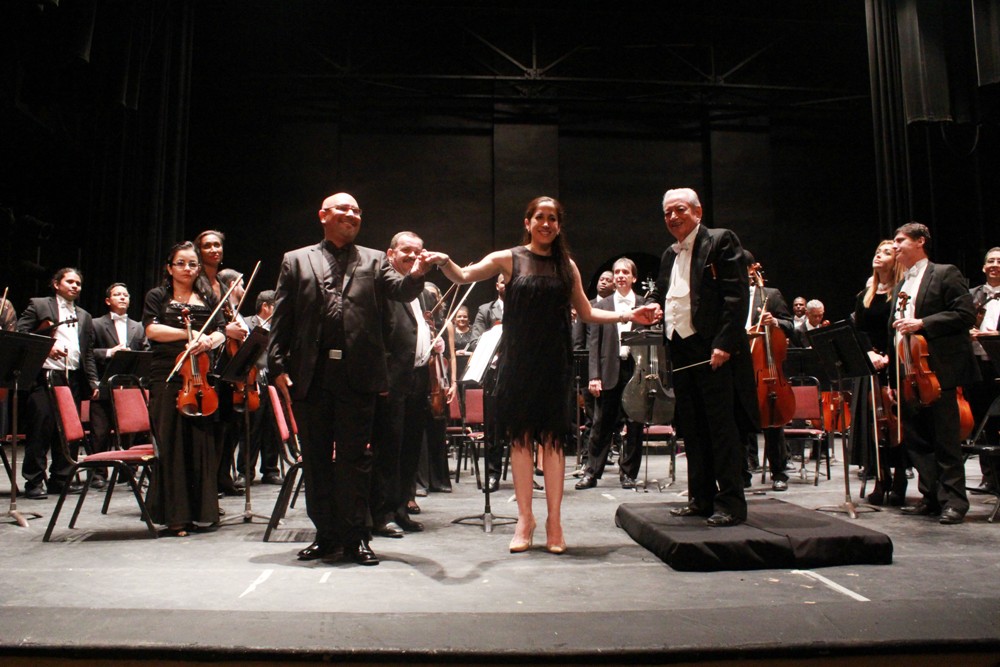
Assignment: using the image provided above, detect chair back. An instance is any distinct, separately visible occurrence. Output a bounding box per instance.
[790,384,823,421]
[49,384,85,462]
[111,387,152,436]
[268,384,290,442]
[448,391,463,421]
[464,387,485,425]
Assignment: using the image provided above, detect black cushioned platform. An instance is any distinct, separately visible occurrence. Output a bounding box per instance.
[616,498,893,571]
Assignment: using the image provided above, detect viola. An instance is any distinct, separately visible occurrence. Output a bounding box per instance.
[747,263,796,428]
[621,327,675,425]
[895,292,941,407]
[175,308,219,417]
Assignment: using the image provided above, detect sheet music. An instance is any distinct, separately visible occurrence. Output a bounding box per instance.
[462,325,502,384]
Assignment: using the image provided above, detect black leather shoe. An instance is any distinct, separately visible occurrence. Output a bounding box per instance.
[395,515,424,532]
[261,473,283,485]
[297,541,342,561]
[349,540,380,566]
[373,521,405,538]
[428,484,452,493]
[90,476,107,490]
[219,484,242,497]
[406,500,421,514]
[706,512,743,527]
[620,476,637,490]
[47,480,84,495]
[771,479,788,492]
[939,507,965,525]
[234,475,248,489]
[575,474,597,490]
[23,484,47,500]
[670,505,709,517]
[485,475,500,493]
[900,501,940,516]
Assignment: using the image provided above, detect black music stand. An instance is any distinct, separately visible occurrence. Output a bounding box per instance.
[97,350,152,399]
[218,327,270,524]
[807,320,878,519]
[620,328,676,493]
[0,330,54,527]
[570,349,589,474]
[453,326,515,533]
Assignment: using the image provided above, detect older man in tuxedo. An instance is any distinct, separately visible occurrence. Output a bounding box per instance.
[268,192,432,565]
[646,188,757,527]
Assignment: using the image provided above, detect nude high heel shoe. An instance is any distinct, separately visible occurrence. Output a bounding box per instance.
[509,520,535,553]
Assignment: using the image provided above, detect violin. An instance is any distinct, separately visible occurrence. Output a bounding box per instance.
[175,308,219,417]
[895,292,941,407]
[957,386,974,441]
[747,263,796,428]
[621,327,675,425]
[221,263,263,413]
[424,308,449,419]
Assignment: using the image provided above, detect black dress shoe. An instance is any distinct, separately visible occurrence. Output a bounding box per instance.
[47,480,84,495]
[395,514,424,532]
[939,507,965,525]
[706,512,743,527]
[297,541,342,561]
[90,476,107,490]
[373,521,405,538]
[23,484,47,500]
[349,540,380,566]
[575,474,597,490]
[485,475,500,493]
[670,505,709,517]
[771,479,788,492]
[233,475,247,489]
[261,473,283,485]
[886,491,905,507]
[406,500,421,514]
[900,501,940,516]
[428,485,452,493]
[620,476,637,490]
[219,484,242,497]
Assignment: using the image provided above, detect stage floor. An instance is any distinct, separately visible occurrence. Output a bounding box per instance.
[1,442,999,665]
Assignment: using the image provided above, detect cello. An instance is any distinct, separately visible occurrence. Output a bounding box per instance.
[747,263,796,428]
[621,327,675,426]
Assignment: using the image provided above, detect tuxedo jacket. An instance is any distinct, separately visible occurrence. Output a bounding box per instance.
[268,242,425,400]
[890,261,978,389]
[92,313,148,376]
[970,284,1000,331]
[588,293,632,389]
[647,225,758,429]
[382,288,435,395]
[749,286,794,338]
[16,296,99,393]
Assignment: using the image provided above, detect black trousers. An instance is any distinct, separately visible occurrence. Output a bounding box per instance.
[296,358,376,549]
[903,387,969,513]
[586,356,642,481]
[670,333,747,519]
[236,381,280,478]
[22,369,83,486]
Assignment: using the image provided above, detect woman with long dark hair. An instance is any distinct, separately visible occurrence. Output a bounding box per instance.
[424,197,658,553]
[143,242,227,535]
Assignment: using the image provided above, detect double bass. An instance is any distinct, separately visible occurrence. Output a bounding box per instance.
[747,263,795,428]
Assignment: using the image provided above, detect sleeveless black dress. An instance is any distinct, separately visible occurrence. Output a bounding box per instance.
[494,246,573,447]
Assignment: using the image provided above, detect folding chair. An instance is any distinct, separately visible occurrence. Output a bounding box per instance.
[453,387,486,488]
[264,384,306,542]
[962,385,1000,522]
[104,375,157,503]
[782,377,832,486]
[43,382,157,541]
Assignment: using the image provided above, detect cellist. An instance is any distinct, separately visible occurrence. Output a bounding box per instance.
[890,222,978,525]
[143,242,227,536]
[743,251,795,492]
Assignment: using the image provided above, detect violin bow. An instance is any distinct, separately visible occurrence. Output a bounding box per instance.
[166,276,243,383]
[420,275,479,367]
[230,260,263,320]
[0,286,8,329]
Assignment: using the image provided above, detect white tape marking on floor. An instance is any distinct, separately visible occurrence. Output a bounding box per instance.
[239,569,274,598]
[792,570,870,602]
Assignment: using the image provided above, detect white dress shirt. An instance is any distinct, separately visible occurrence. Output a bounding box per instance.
[664,224,699,340]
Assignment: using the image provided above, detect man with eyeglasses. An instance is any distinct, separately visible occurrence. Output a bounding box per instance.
[17,267,100,499]
[269,192,435,566]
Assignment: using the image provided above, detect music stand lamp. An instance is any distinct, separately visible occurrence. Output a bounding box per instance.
[807,320,878,519]
[452,326,515,533]
[218,327,270,524]
[0,330,55,527]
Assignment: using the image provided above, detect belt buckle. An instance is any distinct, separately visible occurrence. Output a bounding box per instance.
[328,349,343,360]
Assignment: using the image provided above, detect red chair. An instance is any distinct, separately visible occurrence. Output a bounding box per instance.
[782,377,832,486]
[43,382,157,541]
[264,384,306,542]
[453,387,486,488]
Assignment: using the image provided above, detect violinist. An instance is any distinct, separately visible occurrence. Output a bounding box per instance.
[967,247,1000,492]
[17,268,99,500]
[891,222,978,525]
[743,252,795,492]
[851,240,906,505]
[143,242,227,536]
[369,231,442,538]
[793,299,829,347]
[576,258,645,491]
[215,268,251,494]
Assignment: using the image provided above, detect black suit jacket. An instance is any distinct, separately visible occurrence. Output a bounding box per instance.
[646,225,758,429]
[970,284,1000,331]
[588,293,632,389]
[268,242,425,400]
[92,313,148,376]
[471,299,503,348]
[382,288,434,394]
[890,262,978,389]
[16,296,99,393]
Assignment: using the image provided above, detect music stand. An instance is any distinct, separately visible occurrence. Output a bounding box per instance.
[218,327,270,524]
[807,320,878,519]
[570,349,589,474]
[0,330,54,527]
[453,325,515,533]
[620,328,675,493]
[97,350,152,399]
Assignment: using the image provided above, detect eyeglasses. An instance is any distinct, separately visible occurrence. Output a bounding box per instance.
[324,204,362,216]
[171,261,201,269]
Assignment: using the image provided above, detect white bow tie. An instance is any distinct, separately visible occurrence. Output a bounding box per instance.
[672,241,691,253]
[905,266,920,279]
[111,313,128,322]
